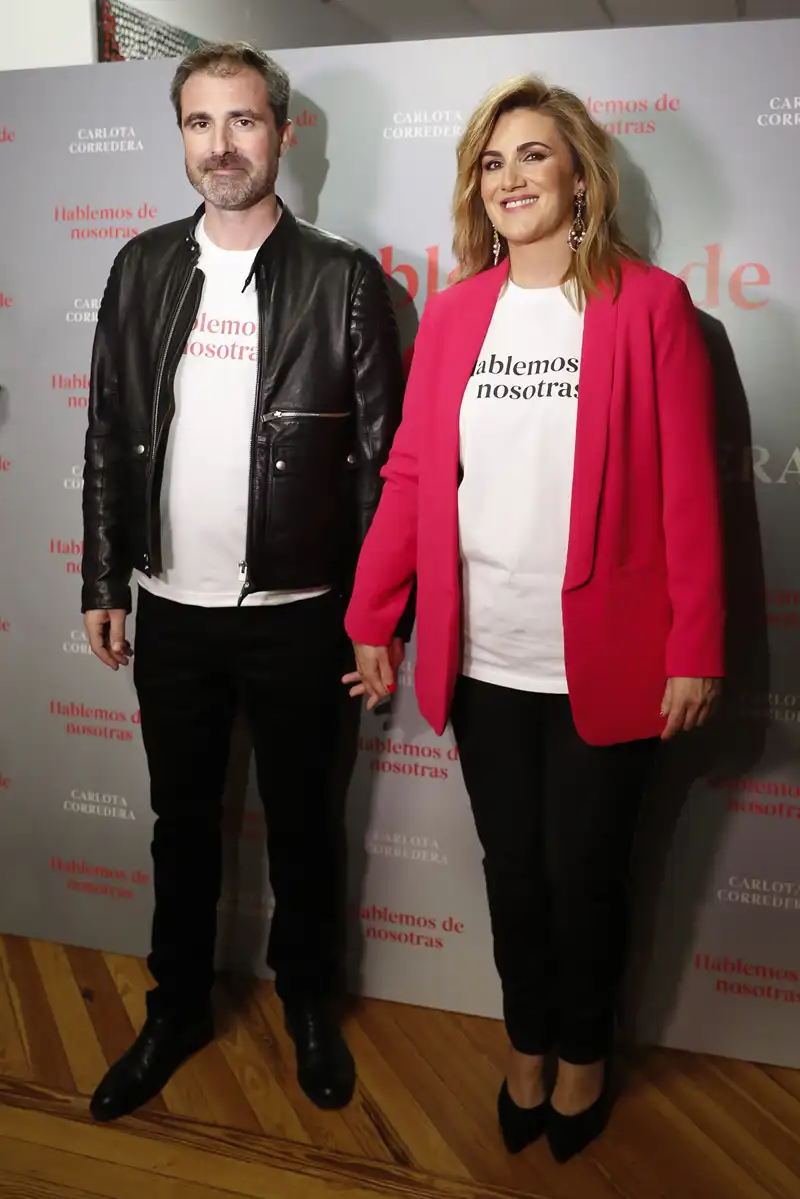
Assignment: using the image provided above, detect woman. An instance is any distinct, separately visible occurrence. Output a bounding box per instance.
[343,76,724,1163]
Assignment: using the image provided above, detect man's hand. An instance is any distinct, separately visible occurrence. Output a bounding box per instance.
[660,676,721,741]
[343,638,405,711]
[84,609,132,671]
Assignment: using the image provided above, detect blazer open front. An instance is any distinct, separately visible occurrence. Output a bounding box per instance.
[346,258,725,746]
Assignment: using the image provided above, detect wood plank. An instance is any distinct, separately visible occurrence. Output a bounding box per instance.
[160,1048,218,1122]
[105,955,316,1136]
[0,1135,312,1199]
[714,1056,800,1144]
[336,1005,413,1165]
[764,1062,800,1104]
[363,1000,628,1199]
[344,1006,471,1179]
[183,1038,265,1135]
[0,1081,543,1199]
[216,1013,313,1141]
[574,1061,755,1199]
[0,937,74,1093]
[29,941,108,1096]
[0,936,33,1080]
[397,1004,504,1116]
[454,1010,509,1075]
[0,1164,103,1199]
[102,952,151,1029]
[646,1050,800,1196]
[101,952,167,1116]
[249,983,367,1156]
[63,946,136,1071]
[356,998,533,1194]
[608,1058,775,1199]
[2,942,800,1199]
[104,953,214,1121]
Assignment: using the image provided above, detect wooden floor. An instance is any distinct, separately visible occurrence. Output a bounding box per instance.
[1,936,799,1198]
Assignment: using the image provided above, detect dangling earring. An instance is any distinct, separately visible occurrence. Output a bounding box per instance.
[492,225,501,266]
[568,189,586,252]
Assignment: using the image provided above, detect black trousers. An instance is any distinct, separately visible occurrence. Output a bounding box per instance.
[450,675,657,1064]
[132,586,351,1017]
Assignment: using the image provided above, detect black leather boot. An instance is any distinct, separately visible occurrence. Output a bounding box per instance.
[89,1009,214,1122]
[284,1000,356,1110]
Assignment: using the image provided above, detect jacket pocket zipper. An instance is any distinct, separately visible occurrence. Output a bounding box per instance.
[265,410,350,419]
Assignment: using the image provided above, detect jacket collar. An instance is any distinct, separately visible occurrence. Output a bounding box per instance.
[184,195,298,283]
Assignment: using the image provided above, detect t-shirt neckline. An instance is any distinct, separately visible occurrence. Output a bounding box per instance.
[196,215,260,260]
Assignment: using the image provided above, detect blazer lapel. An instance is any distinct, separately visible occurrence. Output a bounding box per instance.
[563,284,618,592]
[439,261,508,474]
[443,260,506,424]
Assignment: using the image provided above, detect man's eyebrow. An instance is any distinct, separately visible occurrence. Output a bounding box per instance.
[183,108,262,125]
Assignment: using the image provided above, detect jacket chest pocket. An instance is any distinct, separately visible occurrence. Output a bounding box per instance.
[260,415,357,560]
[262,411,354,477]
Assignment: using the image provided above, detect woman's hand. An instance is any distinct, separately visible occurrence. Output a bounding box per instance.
[660,677,721,741]
[342,639,405,710]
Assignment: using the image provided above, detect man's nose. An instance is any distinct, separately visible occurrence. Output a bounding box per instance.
[210,124,234,157]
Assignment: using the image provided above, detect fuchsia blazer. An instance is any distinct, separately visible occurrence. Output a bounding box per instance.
[345,258,725,746]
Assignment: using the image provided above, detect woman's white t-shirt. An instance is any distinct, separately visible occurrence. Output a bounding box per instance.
[458,281,584,692]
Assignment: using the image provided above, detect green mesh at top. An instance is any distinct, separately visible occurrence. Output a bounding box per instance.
[97,0,207,61]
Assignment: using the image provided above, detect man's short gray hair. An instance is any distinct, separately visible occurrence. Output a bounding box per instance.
[169,41,290,128]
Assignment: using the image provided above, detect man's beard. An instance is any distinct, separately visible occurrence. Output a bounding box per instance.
[187,153,275,211]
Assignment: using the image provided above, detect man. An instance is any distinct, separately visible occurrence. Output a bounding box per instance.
[82,42,405,1122]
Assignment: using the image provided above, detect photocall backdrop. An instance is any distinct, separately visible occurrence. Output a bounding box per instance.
[1,19,799,1066]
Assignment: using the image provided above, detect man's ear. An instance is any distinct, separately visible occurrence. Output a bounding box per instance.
[279,119,294,155]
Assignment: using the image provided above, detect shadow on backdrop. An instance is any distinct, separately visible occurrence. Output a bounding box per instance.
[289,65,424,1001]
[616,129,770,1047]
[623,307,770,1045]
[282,88,329,226]
[615,141,663,262]
[212,80,419,1020]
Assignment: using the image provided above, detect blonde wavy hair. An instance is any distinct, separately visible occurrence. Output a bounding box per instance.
[453,75,641,308]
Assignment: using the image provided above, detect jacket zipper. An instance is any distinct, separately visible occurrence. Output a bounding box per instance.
[144,261,197,573]
[238,274,267,604]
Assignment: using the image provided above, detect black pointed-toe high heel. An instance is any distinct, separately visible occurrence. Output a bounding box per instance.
[497,1080,548,1154]
[546,1083,611,1163]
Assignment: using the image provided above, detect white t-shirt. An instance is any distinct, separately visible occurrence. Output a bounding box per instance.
[458,281,584,692]
[136,216,328,608]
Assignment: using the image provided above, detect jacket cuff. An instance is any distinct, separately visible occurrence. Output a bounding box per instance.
[81,582,132,614]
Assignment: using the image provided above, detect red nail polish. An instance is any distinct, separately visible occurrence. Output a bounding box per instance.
[387,684,397,694]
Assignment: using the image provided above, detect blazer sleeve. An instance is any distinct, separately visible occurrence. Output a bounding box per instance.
[344,294,441,646]
[655,275,725,677]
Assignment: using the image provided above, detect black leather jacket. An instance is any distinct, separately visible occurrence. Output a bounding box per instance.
[81,201,405,613]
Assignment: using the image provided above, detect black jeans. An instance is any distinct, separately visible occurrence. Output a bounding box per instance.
[450,675,657,1064]
[133,586,352,1017]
